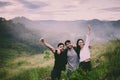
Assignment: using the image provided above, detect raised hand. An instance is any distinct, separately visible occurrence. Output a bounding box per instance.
[40,38,45,43]
[88,24,91,31]
[88,24,91,35]
[39,38,55,53]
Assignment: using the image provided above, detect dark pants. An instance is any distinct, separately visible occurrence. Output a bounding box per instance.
[79,61,91,72]
[51,69,62,80]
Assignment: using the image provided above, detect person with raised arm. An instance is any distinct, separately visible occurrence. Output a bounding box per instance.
[40,38,67,80]
[76,25,92,71]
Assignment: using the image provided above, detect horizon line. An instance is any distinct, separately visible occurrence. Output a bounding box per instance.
[1,16,120,21]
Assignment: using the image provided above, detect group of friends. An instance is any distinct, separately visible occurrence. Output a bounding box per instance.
[40,25,92,80]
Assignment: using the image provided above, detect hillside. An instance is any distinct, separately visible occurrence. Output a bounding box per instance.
[0,17,46,67]
[0,17,120,80]
[0,39,119,80]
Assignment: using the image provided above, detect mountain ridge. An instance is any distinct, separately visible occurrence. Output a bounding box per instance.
[11,16,120,44]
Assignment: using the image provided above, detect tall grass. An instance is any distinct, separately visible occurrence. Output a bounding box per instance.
[0,53,54,80]
[8,67,51,80]
[66,39,120,80]
[103,39,120,80]
[0,40,120,80]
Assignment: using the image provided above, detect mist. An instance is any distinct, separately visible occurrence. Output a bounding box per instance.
[12,17,120,47]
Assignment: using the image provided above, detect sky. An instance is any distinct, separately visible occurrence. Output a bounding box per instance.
[0,0,120,21]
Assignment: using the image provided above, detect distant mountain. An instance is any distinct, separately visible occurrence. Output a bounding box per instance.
[12,16,31,24]
[12,17,120,44]
[0,16,120,67]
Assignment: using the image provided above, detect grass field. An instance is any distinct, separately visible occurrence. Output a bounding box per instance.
[0,40,120,80]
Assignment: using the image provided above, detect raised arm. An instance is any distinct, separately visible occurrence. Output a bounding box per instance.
[87,24,91,36]
[40,38,55,53]
[84,25,91,46]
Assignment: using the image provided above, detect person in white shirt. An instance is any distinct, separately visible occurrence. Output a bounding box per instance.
[76,25,92,71]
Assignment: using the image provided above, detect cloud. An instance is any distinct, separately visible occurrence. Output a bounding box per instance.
[79,0,89,4]
[0,1,11,7]
[17,0,48,9]
[100,7,120,12]
[64,5,77,9]
[0,0,120,20]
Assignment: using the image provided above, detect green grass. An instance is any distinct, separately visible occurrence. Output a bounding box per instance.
[0,18,46,67]
[8,67,51,80]
[67,39,120,80]
[0,53,54,80]
[0,39,120,80]
[102,40,120,80]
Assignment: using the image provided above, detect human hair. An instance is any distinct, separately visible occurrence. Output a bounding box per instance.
[64,40,71,45]
[76,39,84,48]
[57,43,64,47]
[75,39,84,54]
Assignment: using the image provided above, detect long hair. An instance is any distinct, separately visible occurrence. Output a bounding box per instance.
[76,39,84,49]
[76,39,84,54]
[76,39,91,49]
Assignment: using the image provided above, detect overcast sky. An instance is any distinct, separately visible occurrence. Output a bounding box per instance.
[0,0,120,20]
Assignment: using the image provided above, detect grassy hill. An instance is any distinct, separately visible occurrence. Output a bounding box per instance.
[0,17,120,80]
[0,39,120,80]
[0,17,46,67]
[0,53,54,80]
